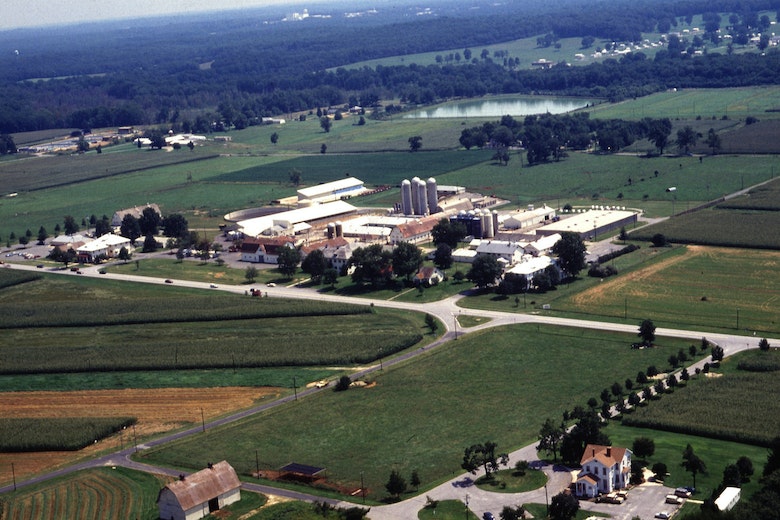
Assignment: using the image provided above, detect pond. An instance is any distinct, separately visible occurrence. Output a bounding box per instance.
[403,97,593,119]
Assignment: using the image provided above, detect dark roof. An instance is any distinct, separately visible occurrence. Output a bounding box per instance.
[280,462,325,476]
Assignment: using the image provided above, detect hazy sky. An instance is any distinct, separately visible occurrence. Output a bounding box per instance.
[2,0,319,30]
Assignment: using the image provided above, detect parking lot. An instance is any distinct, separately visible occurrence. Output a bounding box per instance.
[580,481,684,520]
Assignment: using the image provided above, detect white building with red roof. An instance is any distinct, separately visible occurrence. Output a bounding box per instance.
[575,444,632,498]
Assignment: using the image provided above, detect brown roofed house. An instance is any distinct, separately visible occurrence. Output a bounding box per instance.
[158,461,241,520]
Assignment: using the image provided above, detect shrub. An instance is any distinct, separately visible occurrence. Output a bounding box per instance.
[334,376,351,392]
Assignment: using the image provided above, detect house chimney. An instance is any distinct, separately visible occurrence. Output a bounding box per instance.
[606,447,611,457]
[207,462,214,469]
[592,448,595,457]
[179,474,186,481]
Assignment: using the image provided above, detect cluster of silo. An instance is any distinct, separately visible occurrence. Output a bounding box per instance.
[400,177,438,216]
[326,221,344,239]
[451,209,499,239]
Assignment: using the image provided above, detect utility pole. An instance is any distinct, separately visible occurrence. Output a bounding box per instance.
[293,376,298,401]
[201,408,206,433]
[255,450,260,478]
[11,463,16,491]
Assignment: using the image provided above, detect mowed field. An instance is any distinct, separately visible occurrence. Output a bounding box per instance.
[562,245,780,334]
[0,387,279,486]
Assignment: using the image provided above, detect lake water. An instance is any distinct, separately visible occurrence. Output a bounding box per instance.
[403,97,591,118]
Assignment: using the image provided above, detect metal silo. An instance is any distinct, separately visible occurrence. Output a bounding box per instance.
[401,180,413,215]
[414,178,427,215]
[426,177,438,215]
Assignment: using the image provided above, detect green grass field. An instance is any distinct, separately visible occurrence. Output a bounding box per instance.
[460,244,780,335]
[137,323,692,500]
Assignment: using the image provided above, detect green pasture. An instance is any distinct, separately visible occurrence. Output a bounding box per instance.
[461,244,780,335]
[585,86,780,121]
[137,323,692,500]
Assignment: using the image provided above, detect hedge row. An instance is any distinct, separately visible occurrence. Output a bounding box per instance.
[596,243,640,264]
[0,417,136,451]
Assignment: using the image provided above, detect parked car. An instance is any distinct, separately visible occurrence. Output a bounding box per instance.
[36,264,44,269]
[666,495,683,505]
[165,279,173,284]
[482,513,494,520]
[675,487,692,498]
[655,512,670,519]
[266,282,276,287]
[209,284,218,288]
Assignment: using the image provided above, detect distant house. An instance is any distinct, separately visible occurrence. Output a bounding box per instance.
[575,444,632,498]
[474,240,524,266]
[50,234,88,252]
[388,216,439,245]
[415,266,445,287]
[239,237,296,264]
[76,233,131,263]
[111,203,162,228]
[240,240,264,263]
[300,237,353,271]
[157,461,241,520]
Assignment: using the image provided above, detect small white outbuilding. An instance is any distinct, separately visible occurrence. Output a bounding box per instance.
[157,461,241,520]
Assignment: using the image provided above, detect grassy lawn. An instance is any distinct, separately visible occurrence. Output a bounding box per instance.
[106,257,267,285]
[475,467,547,493]
[137,323,692,500]
[418,499,478,520]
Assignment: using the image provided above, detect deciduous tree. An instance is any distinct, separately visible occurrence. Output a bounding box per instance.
[681,444,706,489]
[638,319,656,346]
[392,242,423,282]
[467,254,502,288]
[551,232,586,278]
[461,441,509,478]
[277,246,301,279]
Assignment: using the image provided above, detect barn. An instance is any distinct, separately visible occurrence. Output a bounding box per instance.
[157,461,241,520]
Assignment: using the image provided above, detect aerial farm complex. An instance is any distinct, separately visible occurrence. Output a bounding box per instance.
[226,176,637,283]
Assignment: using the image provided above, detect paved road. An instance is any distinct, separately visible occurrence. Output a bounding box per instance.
[0,260,776,519]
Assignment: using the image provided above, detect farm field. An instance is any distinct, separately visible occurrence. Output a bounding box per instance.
[137,323,696,500]
[0,466,167,520]
[0,387,278,486]
[0,417,136,452]
[458,244,780,335]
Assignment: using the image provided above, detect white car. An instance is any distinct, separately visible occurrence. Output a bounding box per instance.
[210,284,218,288]
[266,282,276,287]
[655,512,671,520]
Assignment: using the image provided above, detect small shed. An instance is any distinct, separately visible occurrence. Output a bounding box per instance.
[279,462,326,483]
[157,461,241,520]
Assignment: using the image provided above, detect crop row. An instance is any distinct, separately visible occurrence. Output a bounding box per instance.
[0,270,41,290]
[629,208,780,250]
[0,294,370,329]
[0,417,136,451]
[622,371,780,447]
[717,180,780,211]
[0,316,423,374]
[0,467,161,520]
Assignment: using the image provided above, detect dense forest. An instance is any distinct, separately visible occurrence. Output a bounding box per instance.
[0,0,779,134]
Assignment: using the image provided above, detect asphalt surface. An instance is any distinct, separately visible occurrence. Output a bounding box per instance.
[0,245,776,519]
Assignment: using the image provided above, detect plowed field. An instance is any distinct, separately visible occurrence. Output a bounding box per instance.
[0,387,280,486]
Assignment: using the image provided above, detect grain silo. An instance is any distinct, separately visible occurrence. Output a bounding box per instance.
[426,177,438,215]
[410,177,421,215]
[326,222,335,239]
[414,178,427,216]
[401,179,413,215]
[335,221,343,238]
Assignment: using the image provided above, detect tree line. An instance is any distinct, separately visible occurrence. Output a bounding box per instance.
[1,0,779,133]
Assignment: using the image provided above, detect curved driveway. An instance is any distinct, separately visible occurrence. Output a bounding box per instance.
[0,261,776,518]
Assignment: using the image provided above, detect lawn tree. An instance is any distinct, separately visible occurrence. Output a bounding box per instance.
[431,218,467,249]
[467,254,502,288]
[611,381,623,399]
[385,469,407,499]
[408,135,422,152]
[424,313,438,334]
[37,226,48,245]
[551,232,587,279]
[162,214,189,241]
[277,246,301,279]
[651,233,668,247]
[637,371,649,384]
[120,214,142,245]
[320,143,327,154]
[289,168,302,186]
[410,469,421,491]
[138,207,162,236]
[680,367,690,382]
[652,462,668,480]
[245,266,258,283]
[334,375,351,392]
[630,459,644,485]
[632,437,656,460]
[763,436,780,477]
[270,132,279,145]
[537,418,565,461]
[452,270,465,283]
[638,319,656,346]
[142,234,158,253]
[681,444,707,490]
[94,216,112,237]
[499,505,525,520]
[549,491,579,520]
[560,409,610,465]
[117,246,131,261]
[759,338,771,351]
[320,116,332,133]
[514,460,529,476]
[323,268,339,287]
[48,247,77,267]
[646,117,672,155]
[461,441,509,478]
[433,243,453,271]
[348,244,393,286]
[301,249,328,284]
[676,125,698,154]
[628,392,641,408]
[737,456,754,482]
[711,344,725,363]
[705,128,721,154]
[63,215,79,235]
[391,241,424,282]
[587,397,598,409]
[723,464,741,487]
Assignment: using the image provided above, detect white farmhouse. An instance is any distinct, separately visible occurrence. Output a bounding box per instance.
[157,461,241,520]
[575,444,632,498]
